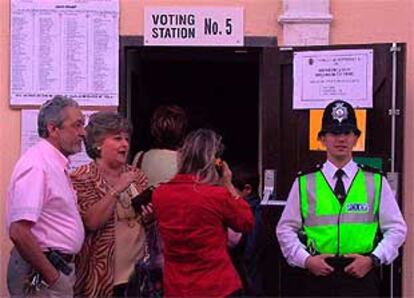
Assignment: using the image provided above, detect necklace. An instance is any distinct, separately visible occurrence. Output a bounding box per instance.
[116,190,138,228]
[117,191,132,209]
[98,164,139,227]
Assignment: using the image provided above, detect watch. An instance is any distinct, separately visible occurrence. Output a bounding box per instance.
[369,254,381,267]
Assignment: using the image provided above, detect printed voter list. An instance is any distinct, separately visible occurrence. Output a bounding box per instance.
[10,0,119,106]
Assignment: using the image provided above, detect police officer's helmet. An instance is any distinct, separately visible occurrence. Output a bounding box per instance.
[318,100,361,137]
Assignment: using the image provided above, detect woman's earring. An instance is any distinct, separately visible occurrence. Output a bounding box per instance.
[96,146,101,152]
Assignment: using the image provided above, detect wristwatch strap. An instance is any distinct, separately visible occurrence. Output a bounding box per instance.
[369,253,381,267]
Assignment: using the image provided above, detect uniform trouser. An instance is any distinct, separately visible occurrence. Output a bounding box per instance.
[7,247,76,298]
[303,262,380,297]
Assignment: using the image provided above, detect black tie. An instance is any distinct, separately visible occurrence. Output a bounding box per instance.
[334,169,346,204]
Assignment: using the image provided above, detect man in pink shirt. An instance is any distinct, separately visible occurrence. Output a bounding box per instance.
[7,95,86,296]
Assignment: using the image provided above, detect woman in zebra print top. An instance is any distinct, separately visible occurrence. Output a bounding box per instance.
[71,112,151,297]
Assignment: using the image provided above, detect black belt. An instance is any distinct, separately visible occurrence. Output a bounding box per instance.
[45,251,76,263]
[325,256,353,269]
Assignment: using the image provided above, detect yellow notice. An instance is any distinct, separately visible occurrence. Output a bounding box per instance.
[309,109,366,152]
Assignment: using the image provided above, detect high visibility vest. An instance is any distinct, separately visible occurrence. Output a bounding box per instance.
[299,169,381,255]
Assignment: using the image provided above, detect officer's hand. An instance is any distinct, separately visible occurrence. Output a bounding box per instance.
[305,254,335,276]
[344,254,373,278]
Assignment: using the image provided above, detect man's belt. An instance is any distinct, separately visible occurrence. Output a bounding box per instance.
[45,251,75,263]
[44,250,74,275]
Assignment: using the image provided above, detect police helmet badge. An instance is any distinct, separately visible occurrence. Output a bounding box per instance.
[331,102,349,123]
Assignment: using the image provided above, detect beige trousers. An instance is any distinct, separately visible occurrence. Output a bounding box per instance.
[7,248,76,298]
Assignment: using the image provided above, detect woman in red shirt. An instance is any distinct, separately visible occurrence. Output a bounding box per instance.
[152,129,254,297]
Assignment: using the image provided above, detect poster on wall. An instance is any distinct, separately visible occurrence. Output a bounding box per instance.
[144,7,244,46]
[10,0,119,106]
[21,109,95,171]
[293,49,373,109]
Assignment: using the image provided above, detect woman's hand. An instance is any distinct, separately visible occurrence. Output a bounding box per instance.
[220,161,239,198]
[141,203,155,224]
[113,169,140,194]
[134,168,149,193]
[220,161,233,186]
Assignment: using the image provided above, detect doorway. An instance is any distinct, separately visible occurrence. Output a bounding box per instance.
[121,40,280,296]
[127,47,260,168]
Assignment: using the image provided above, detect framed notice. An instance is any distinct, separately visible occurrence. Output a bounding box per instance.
[293,49,373,110]
[144,7,244,46]
[10,0,119,106]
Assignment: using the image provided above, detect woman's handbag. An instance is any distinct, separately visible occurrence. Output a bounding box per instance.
[126,224,163,297]
[131,186,155,213]
[126,150,164,297]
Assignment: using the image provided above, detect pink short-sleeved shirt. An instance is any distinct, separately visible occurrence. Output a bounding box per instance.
[7,139,85,253]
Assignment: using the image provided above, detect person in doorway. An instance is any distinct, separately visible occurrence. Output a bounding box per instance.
[70,112,150,297]
[152,129,254,297]
[228,163,264,296]
[276,100,407,297]
[132,104,188,187]
[7,95,86,296]
[131,104,188,285]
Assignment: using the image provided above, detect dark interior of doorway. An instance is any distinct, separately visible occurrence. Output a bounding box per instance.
[129,47,260,168]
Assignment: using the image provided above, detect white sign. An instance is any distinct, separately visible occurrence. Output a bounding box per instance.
[21,110,95,171]
[293,49,373,109]
[11,0,119,106]
[144,7,244,46]
[261,169,276,205]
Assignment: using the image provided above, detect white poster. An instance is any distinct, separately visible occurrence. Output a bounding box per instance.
[21,109,95,171]
[144,7,244,46]
[11,0,119,106]
[293,49,373,109]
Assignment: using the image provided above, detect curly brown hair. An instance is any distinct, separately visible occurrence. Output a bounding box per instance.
[151,105,187,150]
[85,111,131,159]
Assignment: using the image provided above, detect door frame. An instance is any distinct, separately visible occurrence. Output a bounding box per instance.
[119,35,279,177]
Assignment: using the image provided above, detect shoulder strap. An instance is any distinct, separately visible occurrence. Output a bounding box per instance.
[357,163,385,176]
[134,151,146,169]
[297,164,323,177]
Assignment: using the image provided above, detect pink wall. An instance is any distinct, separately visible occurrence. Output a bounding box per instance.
[1,0,413,296]
[120,0,283,36]
[331,0,413,43]
[0,1,19,296]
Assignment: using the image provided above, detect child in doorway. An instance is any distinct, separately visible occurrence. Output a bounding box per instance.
[228,163,264,296]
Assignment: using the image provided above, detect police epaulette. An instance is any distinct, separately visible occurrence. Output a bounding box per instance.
[297,164,323,176]
[357,163,385,176]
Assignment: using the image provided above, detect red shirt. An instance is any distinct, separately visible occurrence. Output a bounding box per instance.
[153,174,254,297]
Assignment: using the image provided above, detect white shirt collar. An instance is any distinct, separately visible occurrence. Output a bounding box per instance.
[323,159,358,180]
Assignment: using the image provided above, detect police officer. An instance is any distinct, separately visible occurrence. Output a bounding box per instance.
[276,100,407,297]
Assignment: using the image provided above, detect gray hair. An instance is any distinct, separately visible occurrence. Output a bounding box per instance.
[38,95,79,138]
[85,111,132,159]
[178,129,224,185]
